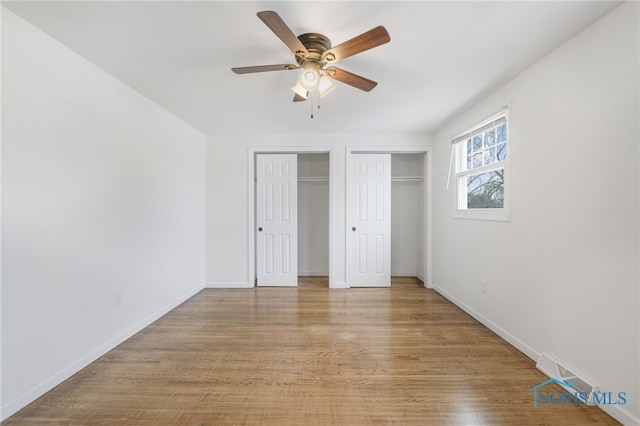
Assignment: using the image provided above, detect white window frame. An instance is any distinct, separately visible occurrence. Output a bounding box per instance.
[452,108,510,221]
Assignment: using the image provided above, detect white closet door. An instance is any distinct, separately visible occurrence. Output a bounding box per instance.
[348,154,391,287]
[256,154,298,286]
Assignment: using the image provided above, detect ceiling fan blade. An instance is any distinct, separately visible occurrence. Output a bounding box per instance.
[232,64,298,74]
[257,11,309,58]
[322,26,390,63]
[293,92,307,102]
[325,66,378,92]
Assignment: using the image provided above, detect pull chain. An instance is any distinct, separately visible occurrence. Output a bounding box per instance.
[310,97,314,119]
[309,92,321,119]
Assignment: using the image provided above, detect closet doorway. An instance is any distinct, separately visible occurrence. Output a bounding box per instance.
[249,148,333,288]
[346,149,429,287]
[298,153,330,279]
[390,153,426,281]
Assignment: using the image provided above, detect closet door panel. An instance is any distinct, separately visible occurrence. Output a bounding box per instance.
[348,154,391,287]
[256,154,298,286]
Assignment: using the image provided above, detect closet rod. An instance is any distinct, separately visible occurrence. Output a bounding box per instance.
[391,176,423,182]
[298,176,329,182]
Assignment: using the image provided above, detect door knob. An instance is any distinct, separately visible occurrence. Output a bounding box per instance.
[352,227,356,231]
[258,227,263,232]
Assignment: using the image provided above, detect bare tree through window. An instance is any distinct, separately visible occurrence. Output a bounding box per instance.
[466,168,504,208]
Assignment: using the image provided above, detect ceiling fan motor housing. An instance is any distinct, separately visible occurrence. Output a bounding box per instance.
[296,33,332,66]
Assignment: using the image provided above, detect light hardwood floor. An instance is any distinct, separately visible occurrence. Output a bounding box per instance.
[4,277,618,425]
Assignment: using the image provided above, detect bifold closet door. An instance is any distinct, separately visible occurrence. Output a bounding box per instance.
[256,154,298,286]
[348,154,391,287]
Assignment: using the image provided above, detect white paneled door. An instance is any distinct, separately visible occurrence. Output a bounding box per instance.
[256,154,298,286]
[348,154,391,287]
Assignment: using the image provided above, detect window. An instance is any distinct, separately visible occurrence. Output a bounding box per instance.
[453,109,509,220]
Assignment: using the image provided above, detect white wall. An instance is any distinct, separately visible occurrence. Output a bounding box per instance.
[432,3,639,424]
[1,9,206,419]
[205,134,431,288]
[391,182,419,276]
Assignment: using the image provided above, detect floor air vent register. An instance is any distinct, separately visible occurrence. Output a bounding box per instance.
[536,352,599,405]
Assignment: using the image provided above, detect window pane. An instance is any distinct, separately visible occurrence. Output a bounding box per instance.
[483,150,491,165]
[497,123,507,143]
[466,139,472,155]
[466,168,504,209]
[472,135,483,151]
[472,152,482,169]
[466,155,472,170]
[497,143,507,160]
[485,128,496,146]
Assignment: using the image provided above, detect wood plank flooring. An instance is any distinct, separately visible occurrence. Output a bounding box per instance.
[4,277,619,425]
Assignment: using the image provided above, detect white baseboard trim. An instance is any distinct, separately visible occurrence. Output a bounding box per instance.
[330,281,348,289]
[599,402,639,426]
[205,281,253,288]
[1,285,203,421]
[431,284,638,426]
[431,284,540,362]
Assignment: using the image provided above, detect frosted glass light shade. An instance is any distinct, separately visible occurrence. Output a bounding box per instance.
[299,62,320,90]
[291,81,308,99]
[318,76,336,98]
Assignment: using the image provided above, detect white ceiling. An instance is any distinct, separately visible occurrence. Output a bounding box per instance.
[3,1,620,135]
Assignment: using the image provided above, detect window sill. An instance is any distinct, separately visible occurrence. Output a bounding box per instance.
[454,208,511,222]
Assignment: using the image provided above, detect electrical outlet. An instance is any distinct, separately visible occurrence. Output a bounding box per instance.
[481,281,488,294]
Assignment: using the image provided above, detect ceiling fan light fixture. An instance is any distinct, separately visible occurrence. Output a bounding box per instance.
[299,62,320,90]
[291,81,309,99]
[318,75,336,98]
[303,70,317,83]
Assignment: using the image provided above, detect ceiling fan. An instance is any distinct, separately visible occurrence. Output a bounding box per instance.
[232,11,390,102]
